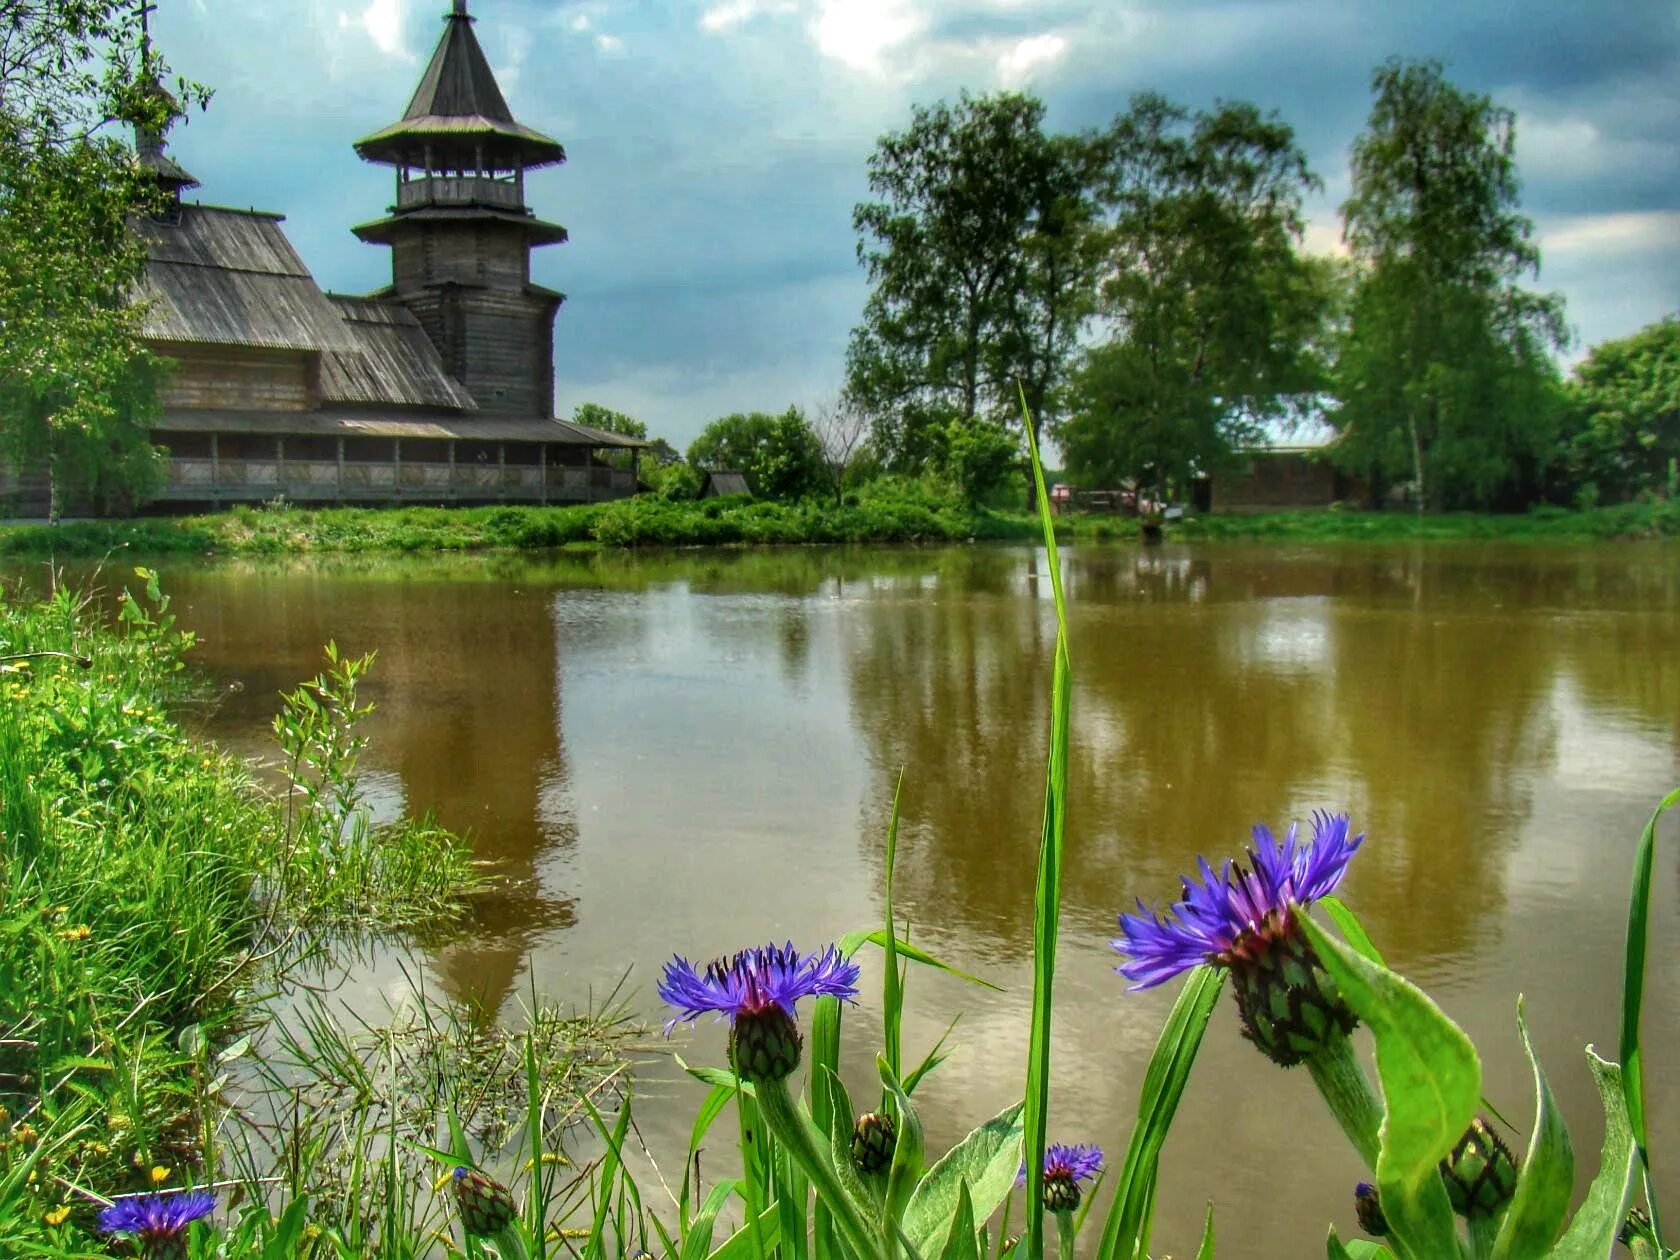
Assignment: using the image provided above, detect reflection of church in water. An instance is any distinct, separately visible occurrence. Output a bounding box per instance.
[338,577,579,1014]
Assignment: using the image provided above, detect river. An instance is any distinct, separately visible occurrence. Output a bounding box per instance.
[115,540,1680,1257]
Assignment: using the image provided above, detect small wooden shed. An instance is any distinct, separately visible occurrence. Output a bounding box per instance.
[699,470,752,499]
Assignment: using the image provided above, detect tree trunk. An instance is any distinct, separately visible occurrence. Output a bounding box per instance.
[1408,409,1426,516]
[47,445,61,527]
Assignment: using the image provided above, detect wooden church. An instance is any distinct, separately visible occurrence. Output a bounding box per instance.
[130,0,642,510]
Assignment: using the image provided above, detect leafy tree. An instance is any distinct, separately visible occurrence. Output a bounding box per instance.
[846,92,1098,477]
[938,413,1019,507]
[686,407,826,501]
[1558,317,1680,503]
[1056,94,1328,499]
[1331,59,1566,510]
[0,0,209,520]
[571,401,647,472]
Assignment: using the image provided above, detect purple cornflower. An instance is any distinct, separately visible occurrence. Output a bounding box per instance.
[658,942,860,1083]
[1113,812,1362,989]
[657,942,860,1029]
[1018,1143,1104,1213]
[1114,812,1365,1067]
[99,1189,215,1254]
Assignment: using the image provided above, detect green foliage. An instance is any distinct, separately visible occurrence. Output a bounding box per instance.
[0,0,212,521]
[687,407,827,501]
[0,121,168,517]
[1561,316,1680,502]
[940,413,1021,506]
[847,92,1098,471]
[0,573,477,1247]
[573,402,651,473]
[1059,93,1328,497]
[1330,60,1568,510]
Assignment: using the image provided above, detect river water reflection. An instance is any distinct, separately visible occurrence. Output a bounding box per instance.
[138,542,1678,1255]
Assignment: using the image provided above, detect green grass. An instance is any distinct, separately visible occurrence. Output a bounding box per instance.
[4,493,1674,560]
[0,572,482,1249]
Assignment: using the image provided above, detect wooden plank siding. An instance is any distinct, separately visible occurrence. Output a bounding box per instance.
[153,343,317,412]
[400,285,558,417]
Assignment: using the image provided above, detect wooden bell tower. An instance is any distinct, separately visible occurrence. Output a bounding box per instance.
[351,0,568,417]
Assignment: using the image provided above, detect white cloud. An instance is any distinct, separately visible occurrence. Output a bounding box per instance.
[349,0,407,58]
[810,0,927,73]
[595,32,625,53]
[571,12,592,31]
[1540,210,1680,257]
[995,31,1067,87]
[700,0,798,34]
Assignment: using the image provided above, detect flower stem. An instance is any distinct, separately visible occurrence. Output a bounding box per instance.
[1055,1210,1077,1260]
[1467,1210,1500,1258]
[1307,1034,1382,1170]
[756,1075,884,1260]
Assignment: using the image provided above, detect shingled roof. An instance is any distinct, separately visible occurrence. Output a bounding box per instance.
[319,296,479,411]
[135,205,360,351]
[352,1,564,170]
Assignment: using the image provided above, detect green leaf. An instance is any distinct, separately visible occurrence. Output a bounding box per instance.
[680,1057,756,1097]
[902,1015,960,1096]
[822,1068,877,1215]
[1194,1203,1215,1260]
[883,771,905,1101]
[1320,896,1385,967]
[705,1202,783,1260]
[837,929,1002,992]
[1093,965,1225,1260]
[879,1056,927,1234]
[680,1180,740,1260]
[1550,1052,1638,1259]
[1619,786,1680,1239]
[1488,999,1573,1259]
[902,1101,1025,1260]
[682,1085,739,1234]
[1020,396,1071,1260]
[261,1196,311,1260]
[1326,1227,1395,1260]
[809,996,846,1260]
[1298,917,1478,1260]
[935,1182,981,1260]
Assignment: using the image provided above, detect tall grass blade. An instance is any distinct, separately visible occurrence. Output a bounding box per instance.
[883,771,905,1110]
[1018,396,1070,1260]
[1619,786,1680,1244]
[1092,967,1224,1260]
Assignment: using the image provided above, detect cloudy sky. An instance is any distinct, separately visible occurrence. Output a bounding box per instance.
[149,0,1678,448]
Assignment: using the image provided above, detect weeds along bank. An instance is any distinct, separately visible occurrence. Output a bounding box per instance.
[2,492,1676,559]
[0,570,501,1251]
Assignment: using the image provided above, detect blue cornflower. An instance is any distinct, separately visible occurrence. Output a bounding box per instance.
[99,1189,215,1256]
[659,942,859,1083]
[1018,1143,1104,1212]
[658,942,860,1028]
[1114,812,1365,1066]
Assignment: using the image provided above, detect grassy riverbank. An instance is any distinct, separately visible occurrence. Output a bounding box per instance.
[2,490,1675,558]
[0,572,495,1248]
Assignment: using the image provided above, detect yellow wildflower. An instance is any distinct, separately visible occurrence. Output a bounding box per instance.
[150,1165,170,1184]
[59,925,92,942]
[44,1205,71,1226]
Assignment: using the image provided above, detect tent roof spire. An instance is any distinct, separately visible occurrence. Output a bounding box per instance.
[353,1,565,170]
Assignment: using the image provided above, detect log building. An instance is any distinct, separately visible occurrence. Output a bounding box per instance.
[112,0,640,512]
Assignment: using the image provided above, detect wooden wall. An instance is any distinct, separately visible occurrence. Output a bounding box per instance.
[401,286,559,418]
[1211,452,1349,513]
[151,343,316,412]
